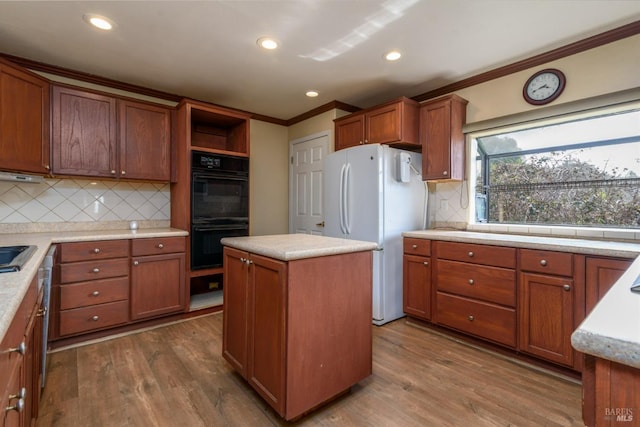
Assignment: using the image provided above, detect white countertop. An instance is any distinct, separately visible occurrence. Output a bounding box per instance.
[221,234,378,261]
[403,229,640,368]
[0,228,187,343]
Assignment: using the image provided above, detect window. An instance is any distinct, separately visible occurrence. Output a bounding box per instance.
[472,108,640,229]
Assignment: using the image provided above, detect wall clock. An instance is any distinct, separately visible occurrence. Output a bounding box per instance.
[523,68,566,105]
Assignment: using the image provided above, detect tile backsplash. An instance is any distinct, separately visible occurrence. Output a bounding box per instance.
[0,178,170,225]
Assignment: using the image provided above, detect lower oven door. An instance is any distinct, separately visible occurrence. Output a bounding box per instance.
[191,224,249,270]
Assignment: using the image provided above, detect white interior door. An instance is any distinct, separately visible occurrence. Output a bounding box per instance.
[289,131,330,235]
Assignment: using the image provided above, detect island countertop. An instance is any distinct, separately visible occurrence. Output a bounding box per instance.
[221,234,378,261]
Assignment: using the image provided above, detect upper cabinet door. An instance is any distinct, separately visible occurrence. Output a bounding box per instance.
[52,85,117,177]
[335,114,365,151]
[119,100,171,181]
[0,61,50,174]
[366,103,402,144]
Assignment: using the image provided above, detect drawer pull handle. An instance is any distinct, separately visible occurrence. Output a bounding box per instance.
[468,279,474,285]
[563,284,571,291]
[468,315,474,321]
[468,251,474,257]
[423,261,429,266]
[92,315,99,321]
[157,243,164,249]
[412,244,418,249]
[92,268,100,273]
[540,259,548,266]
[93,248,100,254]
[92,291,100,296]
[9,341,26,355]
[133,261,139,266]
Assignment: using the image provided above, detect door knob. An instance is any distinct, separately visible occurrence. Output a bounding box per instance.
[316,221,325,227]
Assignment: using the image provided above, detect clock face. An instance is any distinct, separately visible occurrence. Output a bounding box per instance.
[523,69,565,105]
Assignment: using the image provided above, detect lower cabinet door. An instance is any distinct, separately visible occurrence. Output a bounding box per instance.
[519,272,574,366]
[130,253,185,320]
[403,254,431,320]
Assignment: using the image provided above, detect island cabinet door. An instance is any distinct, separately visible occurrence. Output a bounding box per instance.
[247,254,287,416]
[222,247,251,377]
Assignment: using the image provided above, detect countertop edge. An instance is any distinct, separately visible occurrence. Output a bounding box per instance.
[571,329,640,369]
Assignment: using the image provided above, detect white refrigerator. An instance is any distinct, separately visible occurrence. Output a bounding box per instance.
[323,144,426,325]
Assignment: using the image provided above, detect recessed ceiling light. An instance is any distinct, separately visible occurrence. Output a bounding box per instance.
[83,13,114,30]
[257,37,278,50]
[306,90,319,98]
[384,50,402,61]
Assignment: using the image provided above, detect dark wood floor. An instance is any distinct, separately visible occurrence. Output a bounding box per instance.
[36,313,583,427]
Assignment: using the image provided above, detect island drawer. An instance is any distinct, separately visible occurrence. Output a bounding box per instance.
[59,240,130,262]
[519,249,573,276]
[60,258,130,284]
[435,292,516,348]
[132,236,186,256]
[436,241,516,268]
[59,277,129,310]
[436,260,516,307]
[59,300,129,336]
[404,238,430,257]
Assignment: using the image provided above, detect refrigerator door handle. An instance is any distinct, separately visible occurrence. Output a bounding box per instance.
[344,162,351,234]
[339,163,347,235]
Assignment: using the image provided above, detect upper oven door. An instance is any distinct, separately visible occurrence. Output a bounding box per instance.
[191,172,249,224]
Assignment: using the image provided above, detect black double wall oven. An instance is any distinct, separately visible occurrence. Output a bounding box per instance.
[191,151,249,270]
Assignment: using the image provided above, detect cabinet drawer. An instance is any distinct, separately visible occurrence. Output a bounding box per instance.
[435,292,516,348]
[60,277,129,310]
[436,260,516,307]
[59,300,129,336]
[60,258,129,284]
[60,240,129,262]
[436,241,516,268]
[519,249,573,276]
[131,236,186,256]
[404,238,430,256]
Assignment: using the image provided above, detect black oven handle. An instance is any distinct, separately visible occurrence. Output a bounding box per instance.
[193,224,248,232]
[192,172,248,181]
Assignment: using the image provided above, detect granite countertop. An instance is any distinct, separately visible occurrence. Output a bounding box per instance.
[403,229,640,369]
[403,229,640,258]
[221,234,378,261]
[0,228,187,344]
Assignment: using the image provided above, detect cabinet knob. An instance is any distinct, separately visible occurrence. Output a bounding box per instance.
[157,243,164,249]
[92,268,100,273]
[468,315,475,321]
[412,244,418,249]
[443,171,448,176]
[540,259,548,266]
[468,279,474,285]
[240,257,246,263]
[92,291,100,297]
[44,165,51,171]
[246,259,253,265]
[9,341,26,355]
[8,387,26,401]
[91,315,99,321]
[110,170,116,174]
[359,141,364,145]
[37,307,47,317]
[468,251,474,257]
[121,170,126,176]
[133,261,139,266]
[93,248,100,254]
[423,261,429,266]
[563,284,571,291]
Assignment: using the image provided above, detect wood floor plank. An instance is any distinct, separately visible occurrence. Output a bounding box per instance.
[36,313,583,427]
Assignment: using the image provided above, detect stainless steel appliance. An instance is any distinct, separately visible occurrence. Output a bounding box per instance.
[39,245,56,388]
[191,151,249,270]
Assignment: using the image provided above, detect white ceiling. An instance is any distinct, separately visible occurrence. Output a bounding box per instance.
[0,1,639,120]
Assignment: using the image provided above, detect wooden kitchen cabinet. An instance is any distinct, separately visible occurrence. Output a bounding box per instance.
[0,276,41,427]
[222,246,372,420]
[334,97,420,151]
[130,237,186,320]
[54,240,130,338]
[51,84,172,180]
[518,249,576,367]
[403,238,432,320]
[0,58,50,175]
[585,256,632,314]
[420,94,467,181]
[433,241,517,348]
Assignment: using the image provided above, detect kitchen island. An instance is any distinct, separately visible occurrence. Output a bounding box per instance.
[221,233,377,421]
